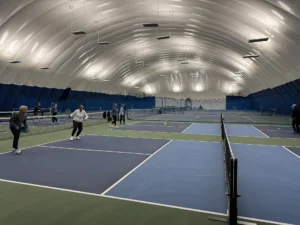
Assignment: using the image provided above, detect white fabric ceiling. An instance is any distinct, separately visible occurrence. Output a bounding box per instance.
[0,0,300,99]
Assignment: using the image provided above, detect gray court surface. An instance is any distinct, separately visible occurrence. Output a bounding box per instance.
[285,147,300,158]
[255,125,300,139]
[114,122,192,133]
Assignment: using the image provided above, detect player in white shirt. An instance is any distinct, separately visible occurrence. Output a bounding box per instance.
[69,105,89,141]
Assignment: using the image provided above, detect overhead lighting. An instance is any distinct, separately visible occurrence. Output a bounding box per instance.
[143,23,159,27]
[181,62,189,64]
[177,58,187,62]
[157,35,170,40]
[9,60,21,64]
[143,64,150,67]
[248,38,269,43]
[40,67,50,70]
[103,79,110,81]
[234,71,243,74]
[243,54,259,59]
[72,30,86,35]
[98,41,110,45]
[160,74,167,77]
[134,86,139,88]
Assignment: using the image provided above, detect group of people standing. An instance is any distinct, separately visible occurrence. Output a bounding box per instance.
[8,102,127,154]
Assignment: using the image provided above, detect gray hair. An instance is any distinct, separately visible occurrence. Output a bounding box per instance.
[19,105,28,111]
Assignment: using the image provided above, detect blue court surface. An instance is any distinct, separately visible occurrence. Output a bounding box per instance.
[255,125,300,139]
[232,144,300,224]
[114,122,192,133]
[225,124,269,138]
[182,123,221,135]
[0,135,298,224]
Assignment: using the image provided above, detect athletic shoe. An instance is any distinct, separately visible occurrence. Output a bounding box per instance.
[76,137,80,140]
[12,148,16,154]
[70,137,74,141]
[15,149,22,155]
[115,126,119,128]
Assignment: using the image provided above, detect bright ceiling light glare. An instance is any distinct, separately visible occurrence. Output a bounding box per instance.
[0,31,9,46]
[173,85,181,92]
[194,84,203,92]
[278,1,292,12]
[271,10,284,20]
[134,86,139,89]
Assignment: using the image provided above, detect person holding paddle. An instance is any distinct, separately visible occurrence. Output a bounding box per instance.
[9,105,29,155]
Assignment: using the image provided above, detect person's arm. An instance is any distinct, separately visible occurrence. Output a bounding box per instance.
[23,116,28,129]
[9,114,19,129]
[84,110,89,120]
[70,110,76,118]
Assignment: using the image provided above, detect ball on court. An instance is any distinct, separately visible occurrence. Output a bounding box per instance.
[278,128,280,130]
[164,122,167,125]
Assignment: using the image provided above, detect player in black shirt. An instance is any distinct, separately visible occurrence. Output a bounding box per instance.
[9,105,29,154]
[291,104,300,134]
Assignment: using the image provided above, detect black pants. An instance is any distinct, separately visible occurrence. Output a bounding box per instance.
[292,119,300,133]
[10,127,20,149]
[72,121,83,136]
[52,112,58,123]
[120,115,125,124]
[112,116,117,126]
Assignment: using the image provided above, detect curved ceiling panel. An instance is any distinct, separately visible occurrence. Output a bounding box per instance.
[0,0,299,99]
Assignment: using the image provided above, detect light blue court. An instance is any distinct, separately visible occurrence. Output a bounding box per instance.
[232,144,300,224]
[182,123,221,135]
[105,140,227,214]
[225,124,268,138]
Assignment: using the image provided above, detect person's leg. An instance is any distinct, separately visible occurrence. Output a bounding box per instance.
[76,122,83,139]
[10,127,21,153]
[119,115,123,124]
[113,116,117,126]
[71,121,78,140]
[296,120,300,133]
[52,113,55,123]
[123,113,126,124]
[292,120,297,133]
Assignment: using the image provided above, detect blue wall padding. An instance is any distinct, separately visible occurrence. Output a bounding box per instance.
[226,78,300,114]
[0,83,155,112]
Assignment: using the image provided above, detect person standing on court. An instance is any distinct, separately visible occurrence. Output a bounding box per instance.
[69,105,89,141]
[111,103,118,128]
[119,104,125,125]
[9,105,29,155]
[51,103,58,123]
[291,104,300,134]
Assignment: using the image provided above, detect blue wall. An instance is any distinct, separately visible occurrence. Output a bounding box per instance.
[0,83,155,112]
[226,78,300,114]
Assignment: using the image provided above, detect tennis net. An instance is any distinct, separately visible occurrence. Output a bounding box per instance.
[0,111,105,141]
[221,113,239,225]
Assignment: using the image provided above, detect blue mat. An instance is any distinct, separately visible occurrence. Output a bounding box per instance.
[105,140,227,214]
[232,144,300,224]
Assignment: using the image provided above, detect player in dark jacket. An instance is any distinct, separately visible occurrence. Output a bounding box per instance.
[9,105,29,154]
[291,104,300,134]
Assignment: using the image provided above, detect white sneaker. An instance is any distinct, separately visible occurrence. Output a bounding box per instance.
[12,148,16,154]
[70,137,74,141]
[15,149,22,155]
[76,136,80,140]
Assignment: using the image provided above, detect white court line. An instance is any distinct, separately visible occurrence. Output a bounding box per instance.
[251,125,270,138]
[194,115,201,120]
[243,116,257,123]
[0,137,71,156]
[101,140,173,195]
[282,146,300,159]
[180,123,194,133]
[86,134,220,144]
[39,145,151,156]
[0,179,291,225]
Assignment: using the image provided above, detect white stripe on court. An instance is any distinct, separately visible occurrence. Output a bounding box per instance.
[251,125,270,138]
[39,145,151,156]
[100,140,173,195]
[243,116,257,123]
[0,178,291,225]
[282,146,300,159]
[180,123,193,133]
[0,137,71,156]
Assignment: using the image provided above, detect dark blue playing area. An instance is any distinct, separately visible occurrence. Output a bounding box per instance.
[114,122,192,133]
[0,135,298,224]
